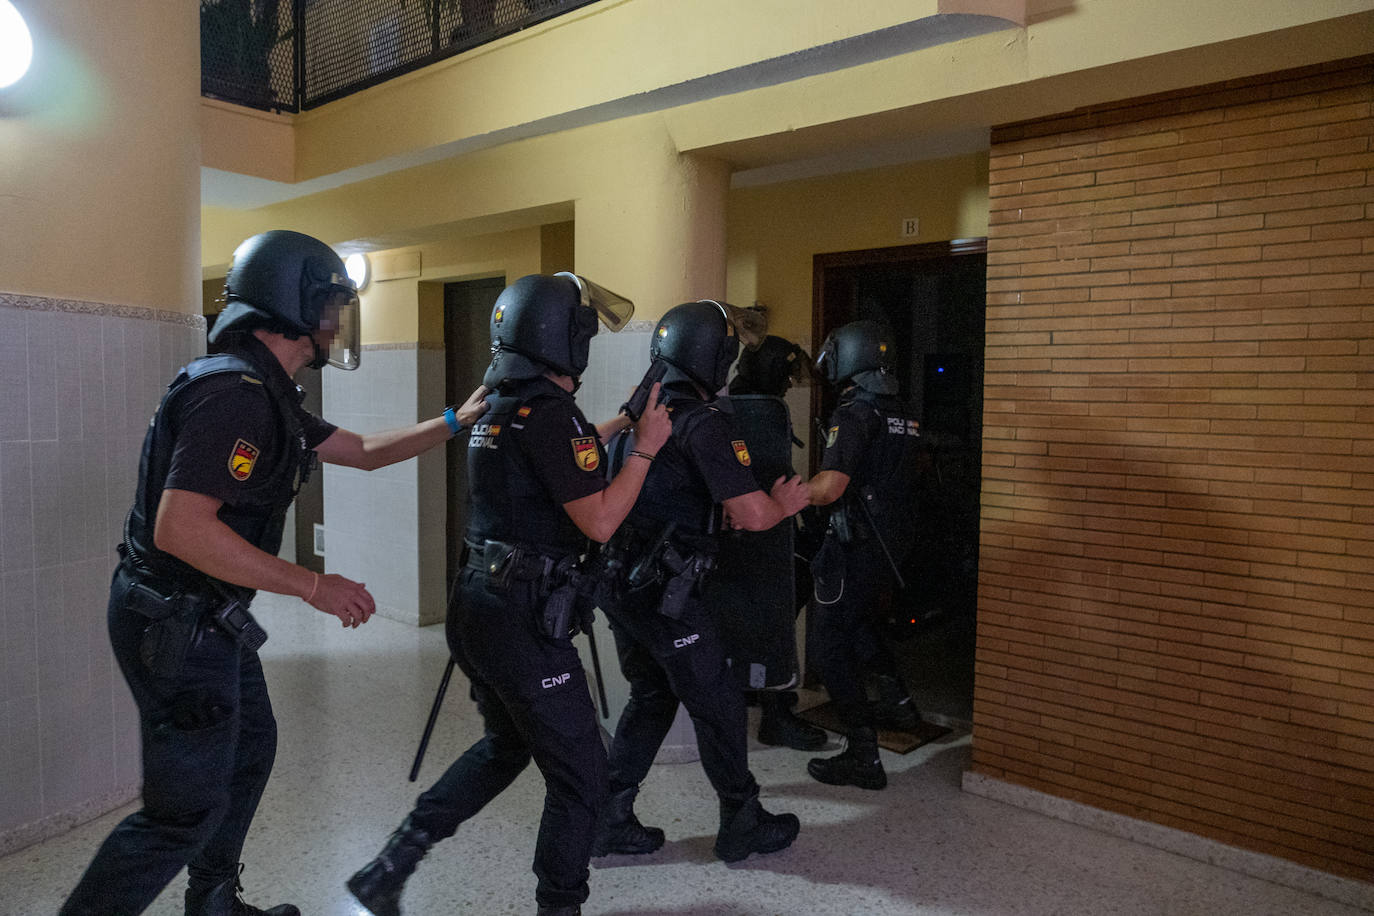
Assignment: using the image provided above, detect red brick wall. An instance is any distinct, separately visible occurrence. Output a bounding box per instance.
[976,57,1374,881]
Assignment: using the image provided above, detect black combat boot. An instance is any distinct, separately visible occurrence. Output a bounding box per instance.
[872,674,922,732]
[592,785,664,856]
[757,691,828,751]
[713,793,800,863]
[346,816,433,916]
[184,864,299,916]
[807,727,886,790]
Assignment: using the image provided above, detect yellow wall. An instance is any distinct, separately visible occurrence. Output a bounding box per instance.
[202,113,729,328]
[365,227,543,346]
[1,0,200,311]
[202,0,1374,193]
[726,153,990,345]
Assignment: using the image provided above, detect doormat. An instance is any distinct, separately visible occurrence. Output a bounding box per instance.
[797,702,952,754]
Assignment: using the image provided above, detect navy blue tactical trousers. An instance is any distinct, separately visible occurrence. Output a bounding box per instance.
[61,566,277,916]
[601,583,757,804]
[406,568,606,911]
[806,538,903,729]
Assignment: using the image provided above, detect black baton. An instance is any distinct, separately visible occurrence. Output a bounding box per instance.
[584,621,610,719]
[409,656,455,782]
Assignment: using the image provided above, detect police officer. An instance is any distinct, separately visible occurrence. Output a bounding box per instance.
[805,319,924,791]
[593,301,809,863]
[725,335,828,752]
[347,274,670,916]
[59,230,487,916]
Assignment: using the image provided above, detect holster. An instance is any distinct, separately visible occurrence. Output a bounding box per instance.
[810,534,846,606]
[467,540,592,639]
[122,566,218,678]
[611,525,714,621]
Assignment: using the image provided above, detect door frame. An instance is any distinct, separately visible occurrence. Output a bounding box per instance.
[810,237,988,472]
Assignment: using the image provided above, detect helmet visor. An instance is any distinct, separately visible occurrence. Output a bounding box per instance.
[814,335,837,383]
[319,286,361,370]
[556,272,634,331]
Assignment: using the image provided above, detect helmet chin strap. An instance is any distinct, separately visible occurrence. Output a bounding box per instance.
[307,333,328,370]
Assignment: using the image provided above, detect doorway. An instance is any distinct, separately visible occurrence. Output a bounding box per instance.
[444,276,506,588]
[811,239,986,723]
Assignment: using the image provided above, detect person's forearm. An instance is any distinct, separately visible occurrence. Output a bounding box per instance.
[808,469,849,506]
[354,418,452,469]
[563,452,653,543]
[596,413,632,444]
[156,506,314,599]
[317,418,452,471]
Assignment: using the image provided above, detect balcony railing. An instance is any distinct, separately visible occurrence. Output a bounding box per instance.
[201,0,594,113]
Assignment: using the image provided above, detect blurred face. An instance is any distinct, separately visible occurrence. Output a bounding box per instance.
[316,287,360,370]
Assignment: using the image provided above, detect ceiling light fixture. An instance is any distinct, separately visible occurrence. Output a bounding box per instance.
[345,253,371,291]
[0,0,34,90]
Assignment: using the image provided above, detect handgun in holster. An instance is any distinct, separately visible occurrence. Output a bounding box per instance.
[541,554,604,639]
[656,544,713,621]
[627,520,677,590]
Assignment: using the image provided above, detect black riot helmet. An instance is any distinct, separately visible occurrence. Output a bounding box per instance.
[729,334,810,397]
[815,319,896,391]
[483,272,634,388]
[650,300,742,396]
[209,230,361,370]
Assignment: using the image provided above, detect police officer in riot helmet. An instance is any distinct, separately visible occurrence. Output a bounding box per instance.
[725,336,829,752]
[60,230,488,916]
[348,273,670,916]
[805,319,924,791]
[593,301,809,863]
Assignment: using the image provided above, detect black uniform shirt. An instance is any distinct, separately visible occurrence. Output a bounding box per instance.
[465,377,607,553]
[509,390,608,507]
[819,393,916,485]
[819,387,921,543]
[632,389,759,534]
[164,356,335,506]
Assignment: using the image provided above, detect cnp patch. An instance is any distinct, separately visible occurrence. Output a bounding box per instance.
[571,436,600,472]
[517,405,532,418]
[731,440,751,467]
[229,439,259,481]
[825,426,838,448]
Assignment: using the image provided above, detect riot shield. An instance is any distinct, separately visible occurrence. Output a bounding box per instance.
[706,394,800,691]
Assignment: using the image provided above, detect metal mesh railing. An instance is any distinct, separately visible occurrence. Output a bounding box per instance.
[201,0,298,111]
[202,0,595,112]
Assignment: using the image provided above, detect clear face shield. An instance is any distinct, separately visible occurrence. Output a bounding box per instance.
[316,280,361,370]
[814,335,839,384]
[555,271,634,331]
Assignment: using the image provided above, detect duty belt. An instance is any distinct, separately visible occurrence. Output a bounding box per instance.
[464,539,577,591]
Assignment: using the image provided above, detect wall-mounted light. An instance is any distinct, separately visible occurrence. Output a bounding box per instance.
[345,253,370,291]
[0,0,34,89]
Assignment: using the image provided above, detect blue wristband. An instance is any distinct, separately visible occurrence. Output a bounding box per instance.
[443,406,462,437]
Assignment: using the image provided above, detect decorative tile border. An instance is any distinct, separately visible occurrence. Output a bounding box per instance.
[962,771,1374,911]
[361,341,445,351]
[0,783,140,859]
[0,292,206,330]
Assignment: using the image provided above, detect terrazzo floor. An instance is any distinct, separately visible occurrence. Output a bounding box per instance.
[2,593,1368,916]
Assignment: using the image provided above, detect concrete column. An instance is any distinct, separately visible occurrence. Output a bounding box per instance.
[575,130,731,316]
[573,138,733,763]
[0,0,202,855]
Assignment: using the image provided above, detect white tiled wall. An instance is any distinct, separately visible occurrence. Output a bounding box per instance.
[322,345,447,627]
[0,296,204,856]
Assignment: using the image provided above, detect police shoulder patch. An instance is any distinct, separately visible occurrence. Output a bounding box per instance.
[229,439,259,481]
[571,436,600,472]
[732,439,751,467]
